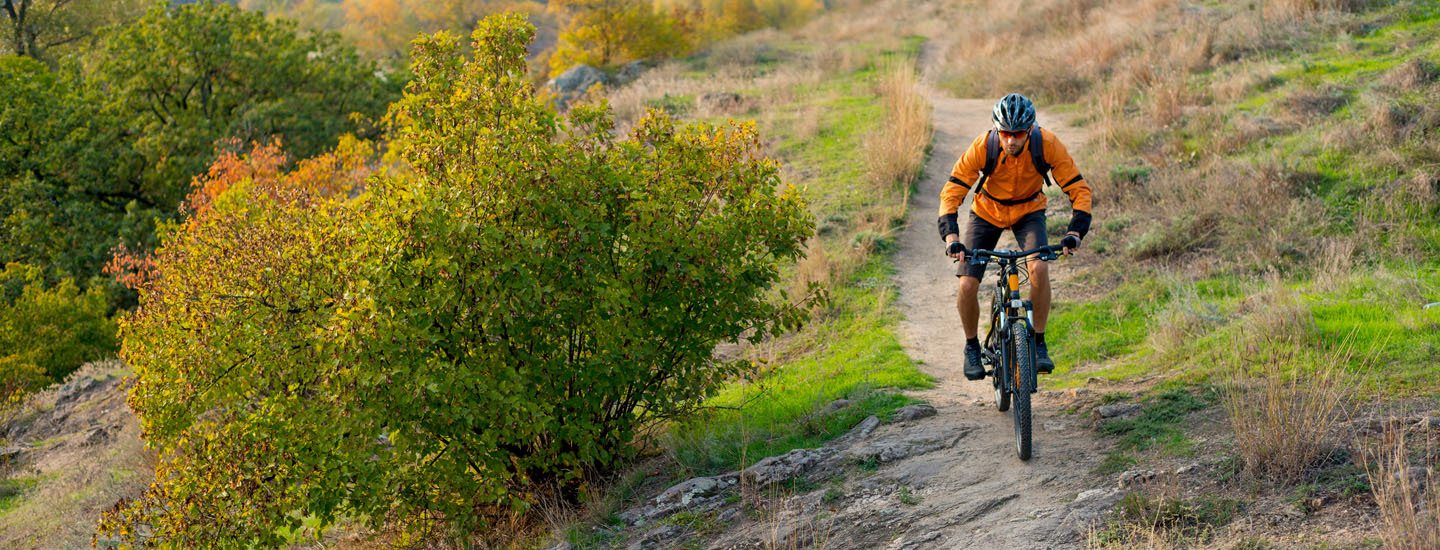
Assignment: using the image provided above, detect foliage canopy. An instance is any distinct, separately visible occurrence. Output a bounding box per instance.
[102,13,812,546]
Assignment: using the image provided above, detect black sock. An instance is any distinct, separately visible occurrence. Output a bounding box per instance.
[1035,332,1046,346]
[966,337,980,348]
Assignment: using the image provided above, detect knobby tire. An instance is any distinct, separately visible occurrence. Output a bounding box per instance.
[1011,319,1034,461]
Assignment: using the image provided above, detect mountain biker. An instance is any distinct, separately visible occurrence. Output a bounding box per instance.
[937,93,1093,381]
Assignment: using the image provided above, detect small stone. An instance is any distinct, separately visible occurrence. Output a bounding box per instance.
[1117,470,1157,489]
[742,448,834,488]
[82,426,111,447]
[854,415,881,436]
[892,404,937,422]
[821,399,853,415]
[1096,404,1141,418]
[1175,463,1201,476]
[698,92,743,113]
[0,446,24,464]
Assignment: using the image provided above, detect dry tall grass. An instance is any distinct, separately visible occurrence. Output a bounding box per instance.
[863,59,932,191]
[1222,332,1358,484]
[1364,429,1440,550]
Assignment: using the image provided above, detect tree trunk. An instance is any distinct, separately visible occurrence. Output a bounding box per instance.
[3,0,31,58]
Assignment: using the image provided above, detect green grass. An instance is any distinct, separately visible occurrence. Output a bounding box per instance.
[0,476,40,513]
[1046,277,1167,384]
[1099,385,1219,455]
[669,264,932,474]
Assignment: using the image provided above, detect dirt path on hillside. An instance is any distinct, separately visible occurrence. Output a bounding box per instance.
[865,39,1109,549]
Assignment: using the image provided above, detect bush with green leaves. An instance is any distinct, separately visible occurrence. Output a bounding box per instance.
[102,14,812,547]
[0,263,117,394]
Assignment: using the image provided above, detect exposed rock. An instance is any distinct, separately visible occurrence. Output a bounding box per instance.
[950,493,1018,525]
[55,374,118,411]
[1117,469,1157,489]
[742,448,835,488]
[852,415,881,436]
[892,404,937,422]
[0,445,24,465]
[847,426,970,464]
[1062,488,1125,530]
[1175,462,1201,476]
[616,60,647,84]
[82,426,111,447]
[698,92,743,113]
[655,474,734,507]
[548,64,610,93]
[1096,403,1141,418]
[641,472,738,520]
[821,399,853,415]
[545,64,611,110]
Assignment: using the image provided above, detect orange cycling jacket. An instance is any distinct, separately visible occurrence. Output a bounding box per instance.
[937,127,1092,240]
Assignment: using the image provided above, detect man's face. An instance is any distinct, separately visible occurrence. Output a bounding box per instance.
[999,128,1029,157]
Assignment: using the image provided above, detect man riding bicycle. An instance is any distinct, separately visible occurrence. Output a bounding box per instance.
[938,93,1093,381]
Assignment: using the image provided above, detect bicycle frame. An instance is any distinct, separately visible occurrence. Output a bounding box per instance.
[973,245,1058,395]
[968,244,1064,460]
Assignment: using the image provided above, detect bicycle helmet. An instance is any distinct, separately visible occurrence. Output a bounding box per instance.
[992,93,1036,132]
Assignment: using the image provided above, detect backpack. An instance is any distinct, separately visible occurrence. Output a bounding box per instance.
[973,126,1053,206]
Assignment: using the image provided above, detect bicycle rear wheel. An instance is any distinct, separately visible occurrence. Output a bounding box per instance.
[1010,319,1034,461]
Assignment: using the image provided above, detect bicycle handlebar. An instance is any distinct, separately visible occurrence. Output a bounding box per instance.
[965,244,1067,265]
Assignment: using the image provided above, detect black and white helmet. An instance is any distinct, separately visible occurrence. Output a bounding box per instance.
[992,92,1036,132]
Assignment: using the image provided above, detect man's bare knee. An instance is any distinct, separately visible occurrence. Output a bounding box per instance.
[1030,260,1049,282]
[959,276,980,297]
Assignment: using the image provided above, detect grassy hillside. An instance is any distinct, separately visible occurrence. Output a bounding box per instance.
[934,0,1439,394]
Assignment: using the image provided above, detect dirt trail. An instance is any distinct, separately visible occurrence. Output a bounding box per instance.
[868,39,1109,547]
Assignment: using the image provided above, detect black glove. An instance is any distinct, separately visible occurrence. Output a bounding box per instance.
[1061,234,1081,250]
[946,241,966,257]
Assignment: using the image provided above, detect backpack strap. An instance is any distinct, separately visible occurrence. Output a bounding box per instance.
[975,129,1042,206]
[1029,126,1055,187]
[974,130,1000,198]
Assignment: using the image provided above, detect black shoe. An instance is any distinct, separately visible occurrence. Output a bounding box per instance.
[1035,343,1055,374]
[964,344,985,380]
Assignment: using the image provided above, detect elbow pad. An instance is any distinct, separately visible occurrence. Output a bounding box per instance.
[1067,210,1092,239]
[938,213,959,241]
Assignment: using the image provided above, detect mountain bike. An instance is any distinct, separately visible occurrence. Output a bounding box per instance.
[965,244,1065,461]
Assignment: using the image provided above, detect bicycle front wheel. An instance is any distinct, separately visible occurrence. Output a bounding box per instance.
[1010,319,1034,461]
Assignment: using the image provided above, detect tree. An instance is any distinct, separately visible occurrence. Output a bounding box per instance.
[549,0,688,76]
[101,14,812,546]
[0,56,153,282]
[1,0,146,61]
[90,1,400,214]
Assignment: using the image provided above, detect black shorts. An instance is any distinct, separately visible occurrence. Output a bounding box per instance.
[957,210,1049,279]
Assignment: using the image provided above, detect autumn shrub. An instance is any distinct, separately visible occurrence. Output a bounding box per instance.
[0,262,117,394]
[101,14,811,547]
